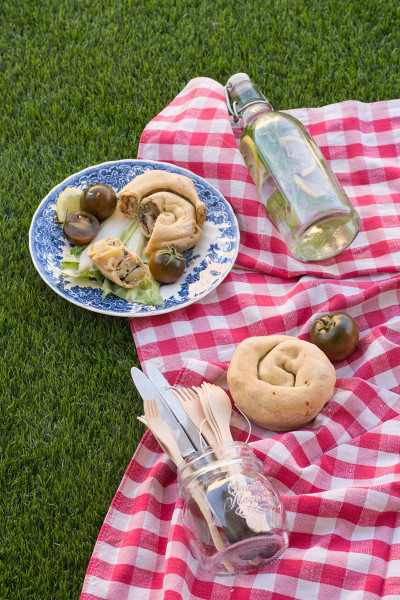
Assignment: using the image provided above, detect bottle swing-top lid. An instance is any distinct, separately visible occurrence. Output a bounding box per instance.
[225,73,271,121]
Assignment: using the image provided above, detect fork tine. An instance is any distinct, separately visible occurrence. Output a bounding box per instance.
[172,387,186,402]
[197,384,223,444]
[173,386,219,446]
[143,397,149,419]
[173,387,195,403]
[149,397,158,420]
[144,397,156,423]
[149,398,155,419]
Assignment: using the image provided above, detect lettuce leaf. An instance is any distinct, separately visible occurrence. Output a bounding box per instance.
[61,245,101,279]
[60,211,163,307]
[101,276,164,307]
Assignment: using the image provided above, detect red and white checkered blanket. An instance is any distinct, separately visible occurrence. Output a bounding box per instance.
[81,78,400,600]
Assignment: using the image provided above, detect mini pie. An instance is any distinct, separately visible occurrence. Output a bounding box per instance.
[227,335,336,431]
[119,170,207,221]
[118,170,207,256]
[87,237,149,288]
[134,191,203,255]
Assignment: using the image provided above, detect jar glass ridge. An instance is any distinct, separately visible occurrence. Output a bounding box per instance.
[177,441,288,575]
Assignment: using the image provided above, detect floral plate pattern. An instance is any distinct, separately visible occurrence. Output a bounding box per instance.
[29,160,240,317]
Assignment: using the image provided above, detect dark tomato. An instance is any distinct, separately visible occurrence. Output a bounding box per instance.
[149,248,185,284]
[80,184,117,220]
[310,312,359,362]
[63,211,100,245]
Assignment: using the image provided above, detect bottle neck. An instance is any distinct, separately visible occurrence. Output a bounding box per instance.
[225,76,273,123]
[241,101,274,125]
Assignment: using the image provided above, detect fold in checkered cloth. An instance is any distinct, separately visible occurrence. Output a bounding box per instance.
[81,78,400,600]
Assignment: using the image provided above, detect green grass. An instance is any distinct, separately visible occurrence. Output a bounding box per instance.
[1,0,400,597]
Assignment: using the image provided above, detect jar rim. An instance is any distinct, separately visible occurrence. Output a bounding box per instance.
[177,441,262,488]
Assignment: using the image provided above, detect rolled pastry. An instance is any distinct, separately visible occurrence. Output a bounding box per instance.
[118,170,207,226]
[227,335,336,431]
[87,237,148,288]
[137,191,203,255]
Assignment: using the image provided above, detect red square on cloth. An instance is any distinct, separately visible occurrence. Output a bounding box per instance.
[81,78,400,600]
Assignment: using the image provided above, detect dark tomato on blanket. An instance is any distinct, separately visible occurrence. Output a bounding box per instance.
[63,211,100,245]
[149,247,185,284]
[310,313,359,362]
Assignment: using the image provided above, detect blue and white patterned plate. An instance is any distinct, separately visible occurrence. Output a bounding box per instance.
[29,160,240,317]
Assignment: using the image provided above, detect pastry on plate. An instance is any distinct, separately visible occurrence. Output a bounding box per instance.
[87,237,149,288]
[118,169,207,225]
[136,191,203,255]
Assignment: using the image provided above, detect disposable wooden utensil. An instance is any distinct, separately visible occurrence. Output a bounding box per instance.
[143,398,184,466]
[193,385,223,444]
[202,383,233,443]
[137,415,147,426]
[137,415,175,462]
[172,387,219,447]
[200,383,224,437]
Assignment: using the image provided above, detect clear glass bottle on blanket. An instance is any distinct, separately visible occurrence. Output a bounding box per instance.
[225,73,360,262]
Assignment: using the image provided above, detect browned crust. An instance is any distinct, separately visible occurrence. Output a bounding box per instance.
[227,335,336,431]
[118,170,207,226]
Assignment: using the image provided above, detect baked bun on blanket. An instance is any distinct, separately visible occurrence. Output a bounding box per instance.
[227,335,336,431]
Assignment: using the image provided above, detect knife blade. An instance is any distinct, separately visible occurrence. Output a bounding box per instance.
[131,367,197,458]
[146,363,208,451]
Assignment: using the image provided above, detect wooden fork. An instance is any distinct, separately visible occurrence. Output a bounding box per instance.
[193,385,224,444]
[201,383,233,443]
[143,398,184,466]
[172,387,219,446]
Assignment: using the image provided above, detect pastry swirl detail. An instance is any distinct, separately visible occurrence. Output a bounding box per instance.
[118,170,207,255]
[227,335,336,431]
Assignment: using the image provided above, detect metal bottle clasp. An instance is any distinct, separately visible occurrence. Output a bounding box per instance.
[224,85,273,123]
[224,85,240,122]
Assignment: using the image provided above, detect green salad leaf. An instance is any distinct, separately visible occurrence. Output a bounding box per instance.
[102,276,164,306]
[60,211,163,307]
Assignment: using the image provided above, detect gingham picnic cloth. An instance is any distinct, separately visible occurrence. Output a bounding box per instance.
[81,78,400,600]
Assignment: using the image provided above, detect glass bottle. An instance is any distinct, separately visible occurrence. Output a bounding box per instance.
[177,441,288,576]
[225,73,361,262]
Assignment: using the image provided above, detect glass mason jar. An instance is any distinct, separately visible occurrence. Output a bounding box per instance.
[177,442,288,576]
[225,73,361,262]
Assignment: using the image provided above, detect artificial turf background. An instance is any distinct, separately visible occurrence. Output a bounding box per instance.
[1,1,400,598]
